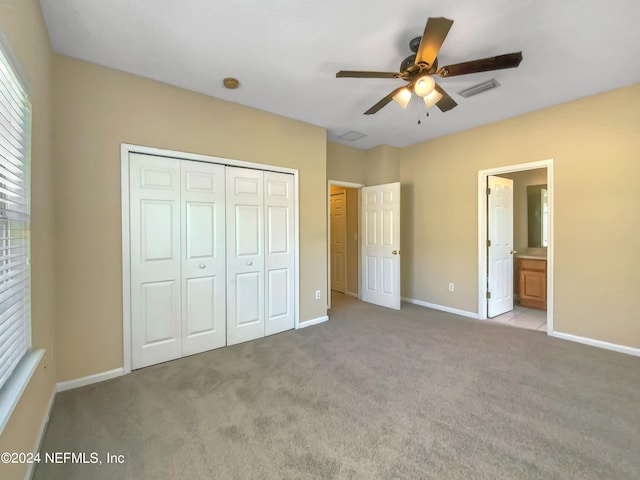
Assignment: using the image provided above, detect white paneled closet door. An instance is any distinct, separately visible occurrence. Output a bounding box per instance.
[129,155,296,366]
[226,167,265,346]
[264,171,295,336]
[130,153,182,369]
[181,161,226,355]
[130,155,227,369]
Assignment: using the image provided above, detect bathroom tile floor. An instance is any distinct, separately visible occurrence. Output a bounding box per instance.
[490,303,547,332]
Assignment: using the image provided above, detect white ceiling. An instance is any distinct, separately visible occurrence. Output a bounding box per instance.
[40,0,640,150]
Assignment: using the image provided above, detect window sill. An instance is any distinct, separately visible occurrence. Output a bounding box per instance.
[0,349,44,434]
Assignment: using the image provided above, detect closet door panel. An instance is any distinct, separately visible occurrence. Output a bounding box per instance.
[235,271,261,325]
[226,167,265,345]
[264,172,295,335]
[130,153,182,369]
[181,160,226,355]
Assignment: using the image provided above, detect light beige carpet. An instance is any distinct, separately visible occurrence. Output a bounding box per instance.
[34,294,640,479]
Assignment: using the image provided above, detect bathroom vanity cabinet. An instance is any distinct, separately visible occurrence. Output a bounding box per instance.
[518,257,547,310]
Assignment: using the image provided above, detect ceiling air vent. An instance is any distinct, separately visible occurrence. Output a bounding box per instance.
[337,131,367,142]
[457,79,500,98]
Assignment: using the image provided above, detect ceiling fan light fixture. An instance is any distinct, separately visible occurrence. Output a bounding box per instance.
[414,75,435,97]
[423,89,443,108]
[392,88,412,109]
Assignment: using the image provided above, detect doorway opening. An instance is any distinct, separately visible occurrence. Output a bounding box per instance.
[478,160,554,334]
[327,181,363,309]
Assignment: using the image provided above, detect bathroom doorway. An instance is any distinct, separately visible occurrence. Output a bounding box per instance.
[478,160,554,334]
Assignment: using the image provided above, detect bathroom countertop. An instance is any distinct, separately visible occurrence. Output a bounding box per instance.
[515,253,547,260]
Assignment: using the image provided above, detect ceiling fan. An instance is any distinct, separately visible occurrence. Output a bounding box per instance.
[336,17,523,115]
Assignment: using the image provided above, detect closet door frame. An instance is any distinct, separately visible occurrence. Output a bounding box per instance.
[121,143,300,375]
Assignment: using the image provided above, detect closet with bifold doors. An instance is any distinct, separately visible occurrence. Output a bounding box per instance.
[128,153,295,370]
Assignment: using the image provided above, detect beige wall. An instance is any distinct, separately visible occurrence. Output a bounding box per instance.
[326,142,366,184]
[53,55,328,382]
[401,83,640,348]
[326,142,400,187]
[0,0,56,479]
[365,144,400,185]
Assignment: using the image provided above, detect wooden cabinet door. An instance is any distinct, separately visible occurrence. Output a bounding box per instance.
[519,269,546,310]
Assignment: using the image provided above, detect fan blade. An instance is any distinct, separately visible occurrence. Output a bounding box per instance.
[434,83,457,112]
[437,52,523,77]
[336,70,399,79]
[364,86,406,115]
[415,17,454,68]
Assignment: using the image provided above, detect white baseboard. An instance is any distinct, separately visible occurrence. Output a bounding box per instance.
[24,367,125,479]
[345,291,358,298]
[401,297,480,320]
[549,331,640,357]
[56,367,124,393]
[24,386,56,480]
[298,315,329,329]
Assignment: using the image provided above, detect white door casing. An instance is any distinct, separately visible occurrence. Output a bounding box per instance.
[487,175,514,318]
[264,171,295,336]
[226,167,265,345]
[361,182,401,310]
[130,153,182,369]
[330,191,347,293]
[181,160,227,355]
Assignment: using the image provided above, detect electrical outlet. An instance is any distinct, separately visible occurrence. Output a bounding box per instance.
[448,283,454,292]
[315,290,321,300]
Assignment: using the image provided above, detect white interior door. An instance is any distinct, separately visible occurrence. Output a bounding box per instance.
[181,160,226,355]
[330,191,346,293]
[226,167,265,345]
[361,182,401,310]
[264,171,295,336]
[130,153,182,369]
[488,175,514,318]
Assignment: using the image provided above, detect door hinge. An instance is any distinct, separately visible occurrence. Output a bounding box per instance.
[487,187,491,195]
[487,239,491,247]
[486,291,491,299]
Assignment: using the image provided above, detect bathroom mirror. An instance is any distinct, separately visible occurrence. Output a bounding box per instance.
[527,184,548,247]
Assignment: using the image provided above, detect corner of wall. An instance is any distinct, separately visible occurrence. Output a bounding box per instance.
[364,144,400,185]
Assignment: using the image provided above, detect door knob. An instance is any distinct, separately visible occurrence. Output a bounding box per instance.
[510,250,517,255]
[199,264,206,269]
[247,261,253,266]
[392,250,399,255]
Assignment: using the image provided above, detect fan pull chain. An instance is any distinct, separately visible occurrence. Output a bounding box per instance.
[416,96,429,125]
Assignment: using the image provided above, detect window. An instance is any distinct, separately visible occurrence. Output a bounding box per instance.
[0,37,39,433]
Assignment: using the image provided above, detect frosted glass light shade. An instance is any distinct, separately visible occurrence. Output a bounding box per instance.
[392,88,412,109]
[414,75,435,97]
[423,89,443,108]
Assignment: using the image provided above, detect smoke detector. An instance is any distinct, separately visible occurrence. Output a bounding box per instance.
[223,78,240,89]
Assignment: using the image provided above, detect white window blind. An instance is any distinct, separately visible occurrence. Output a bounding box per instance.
[0,43,31,391]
